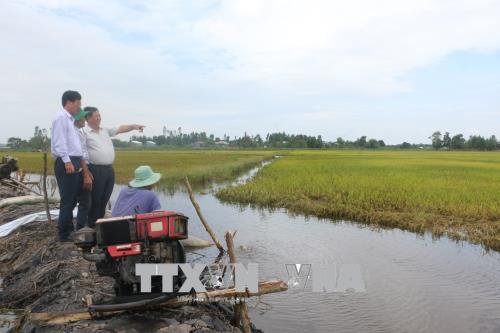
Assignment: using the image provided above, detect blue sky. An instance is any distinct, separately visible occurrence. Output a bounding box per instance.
[1,0,499,144]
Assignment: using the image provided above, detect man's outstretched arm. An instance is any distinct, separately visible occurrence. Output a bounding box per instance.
[116,124,145,135]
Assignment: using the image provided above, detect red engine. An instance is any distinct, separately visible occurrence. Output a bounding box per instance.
[74,211,188,295]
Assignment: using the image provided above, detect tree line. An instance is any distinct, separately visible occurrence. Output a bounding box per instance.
[6,126,49,150]
[4,126,499,151]
[130,131,326,148]
[430,131,499,151]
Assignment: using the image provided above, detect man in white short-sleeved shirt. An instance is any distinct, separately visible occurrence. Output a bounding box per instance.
[73,109,92,230]
[81,107,145,228]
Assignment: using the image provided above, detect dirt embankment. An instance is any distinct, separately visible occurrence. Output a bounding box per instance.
[0,187,253,333]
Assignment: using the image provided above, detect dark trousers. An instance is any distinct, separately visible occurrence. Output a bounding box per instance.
[54,157,82,240]
[88,164,115,227]
[76,189,91,230]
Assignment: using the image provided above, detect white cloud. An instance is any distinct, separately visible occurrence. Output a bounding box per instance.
[191,0,500,94]
[1,0,500,143]
[16,0,500,95]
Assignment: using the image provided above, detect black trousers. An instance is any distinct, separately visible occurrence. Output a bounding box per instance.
[76,188,91,230]
[87,164,115,227]
[54,157,82,240]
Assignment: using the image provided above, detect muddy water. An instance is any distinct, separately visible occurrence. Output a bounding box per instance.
[107,173,500,333]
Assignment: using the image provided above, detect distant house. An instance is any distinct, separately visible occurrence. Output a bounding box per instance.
[145,140,156,147]
[130,140,143,146]
[215,141,229,147]
[190,141,206,148]
[0,143,11,150]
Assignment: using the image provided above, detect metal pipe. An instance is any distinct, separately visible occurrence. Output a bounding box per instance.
[88,293,182,312]
[82,252,107,262]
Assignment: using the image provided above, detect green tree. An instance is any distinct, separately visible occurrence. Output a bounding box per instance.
[442,132,451,149]
[485,135,498,151]
[28,126,49,150]
[430,131,442,150]
[450,134,465,149]
[400,142,412,149]
[112,139,129,148]
[254,134,263,146]
[367,138,379,148]
[7,137,27,149]
[467,135,486,150]
[355,136,367,148]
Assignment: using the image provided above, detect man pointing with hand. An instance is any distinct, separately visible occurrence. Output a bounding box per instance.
[82,106,145,228]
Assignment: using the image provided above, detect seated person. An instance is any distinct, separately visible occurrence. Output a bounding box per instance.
[112,165,162,216]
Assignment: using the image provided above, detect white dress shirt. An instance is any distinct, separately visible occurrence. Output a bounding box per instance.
[84,127,117,165]
[51,109,83,163]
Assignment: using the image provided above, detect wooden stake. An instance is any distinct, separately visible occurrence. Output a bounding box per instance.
[184,176,224,253]
[225,230,251,333]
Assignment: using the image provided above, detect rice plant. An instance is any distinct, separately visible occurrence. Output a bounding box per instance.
[217,150,500,250]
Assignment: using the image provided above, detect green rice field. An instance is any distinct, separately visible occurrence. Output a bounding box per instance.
[217,150,500,251]
[11,149,500,250]
[12,150,275,189]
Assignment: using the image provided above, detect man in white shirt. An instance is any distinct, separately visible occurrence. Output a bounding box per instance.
[51,91,92,242]
[83,106,145,227]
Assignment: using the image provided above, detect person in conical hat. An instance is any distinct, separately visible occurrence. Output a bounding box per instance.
[111,165,162,216]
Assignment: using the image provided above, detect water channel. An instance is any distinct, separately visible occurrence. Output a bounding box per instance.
[113,162,500,332]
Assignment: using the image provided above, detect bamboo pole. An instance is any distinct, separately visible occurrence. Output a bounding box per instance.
[184,176,224,253]
[225,230,251,333]
[29,279,288,325]
[42,152,52,223]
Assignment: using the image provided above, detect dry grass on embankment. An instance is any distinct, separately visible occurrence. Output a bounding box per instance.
[217,150,500,251]
[11,150,275,189]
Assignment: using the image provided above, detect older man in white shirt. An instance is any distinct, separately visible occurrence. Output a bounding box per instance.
[51,91,92,242]
[83,106,144,227]
[73,109,93,230]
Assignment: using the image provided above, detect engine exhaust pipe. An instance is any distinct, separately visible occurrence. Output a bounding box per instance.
[82,252,107,262]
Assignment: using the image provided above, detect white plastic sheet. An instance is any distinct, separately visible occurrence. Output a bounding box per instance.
[0,209,76,237]
[0,195,47,209]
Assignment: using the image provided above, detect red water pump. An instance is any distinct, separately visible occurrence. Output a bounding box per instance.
[74,211,188,295]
